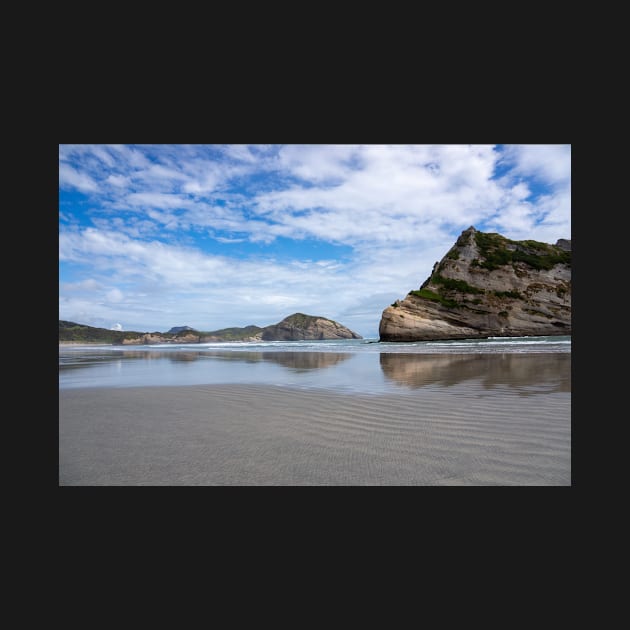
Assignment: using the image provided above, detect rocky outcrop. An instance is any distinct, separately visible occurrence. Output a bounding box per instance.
[379,226,571,342]
[262,313,362,340]
[555,239,571,251]
[167,325,196,334]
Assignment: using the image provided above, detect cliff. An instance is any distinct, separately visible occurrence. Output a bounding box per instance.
[379,226,571,342]
[59,313,361,344]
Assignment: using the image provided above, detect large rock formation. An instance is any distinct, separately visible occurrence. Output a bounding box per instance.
[379,226,571,342]
[261,313,362,340]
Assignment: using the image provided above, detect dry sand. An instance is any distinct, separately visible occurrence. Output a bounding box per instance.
[59,381,571,486]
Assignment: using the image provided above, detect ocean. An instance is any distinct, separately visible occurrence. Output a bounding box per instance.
[59,335,571,394]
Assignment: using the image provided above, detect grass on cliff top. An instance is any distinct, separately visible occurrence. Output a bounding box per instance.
[409,289,459,308]
[431,274,484,294]
[473,231,571,271]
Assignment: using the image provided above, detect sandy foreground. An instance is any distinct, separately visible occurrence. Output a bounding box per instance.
[59,382,570,486]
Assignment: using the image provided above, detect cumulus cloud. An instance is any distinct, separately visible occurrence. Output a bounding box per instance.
[106,288,124,303]
[251,144,504,245]
[60,278,101,291]
[503,144,571,186]
[221,144,259,163]
[277,144,359,182]
[59,163,99,193]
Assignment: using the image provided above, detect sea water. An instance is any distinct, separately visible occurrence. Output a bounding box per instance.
[59,336,571,393]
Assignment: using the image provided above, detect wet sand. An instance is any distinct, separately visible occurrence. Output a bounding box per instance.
[59,379,571,486]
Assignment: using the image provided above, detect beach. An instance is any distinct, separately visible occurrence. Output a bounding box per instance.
[59,350,571,485]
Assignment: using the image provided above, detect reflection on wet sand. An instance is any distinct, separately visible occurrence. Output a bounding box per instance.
[379,352,571,393]
[197,351,351,370]
[59,349,352,372]
[260,352,350,371]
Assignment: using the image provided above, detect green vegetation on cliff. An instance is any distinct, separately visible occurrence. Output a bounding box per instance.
[409,289,459,308]
[431,274,483,294]
[473,232,571,271]
[493,289,522,299]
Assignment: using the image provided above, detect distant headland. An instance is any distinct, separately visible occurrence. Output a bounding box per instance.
[59,313,362,345]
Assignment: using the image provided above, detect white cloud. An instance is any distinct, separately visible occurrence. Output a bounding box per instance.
[110,323,123,331]
[215,236,246,244]
[106,288,124,303]
[277,144,359,182]
[60,278,101,291]
[106,144,152,169]
[126,192,190,209]
[106,174,131,187]
[59,163,99,192]
[222,144,259,163]
[502,144,571,186]
[252,144,503,245]
[484,144,571,242]
[90,146,116,167]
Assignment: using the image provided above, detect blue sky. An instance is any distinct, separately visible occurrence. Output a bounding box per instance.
[59,144,571,337]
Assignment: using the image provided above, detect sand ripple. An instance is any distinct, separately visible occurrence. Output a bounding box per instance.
[60,380,570,485]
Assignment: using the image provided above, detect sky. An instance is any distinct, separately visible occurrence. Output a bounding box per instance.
[59,144,571,338]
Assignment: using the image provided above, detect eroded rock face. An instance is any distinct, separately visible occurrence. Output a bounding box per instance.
[379,226,571,342]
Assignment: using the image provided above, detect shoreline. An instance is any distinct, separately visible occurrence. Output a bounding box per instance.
[59,341,116,346]
[60,382,571,486]
[59,333,572,346]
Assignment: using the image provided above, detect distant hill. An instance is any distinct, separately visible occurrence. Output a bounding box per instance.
[59,320,145,344]
[262,313,361,340]
[167,326,196,334]
[59,313,361,344]
[200,325,263,342]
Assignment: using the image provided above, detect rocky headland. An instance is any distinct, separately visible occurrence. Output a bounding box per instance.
[379,226,571,342]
